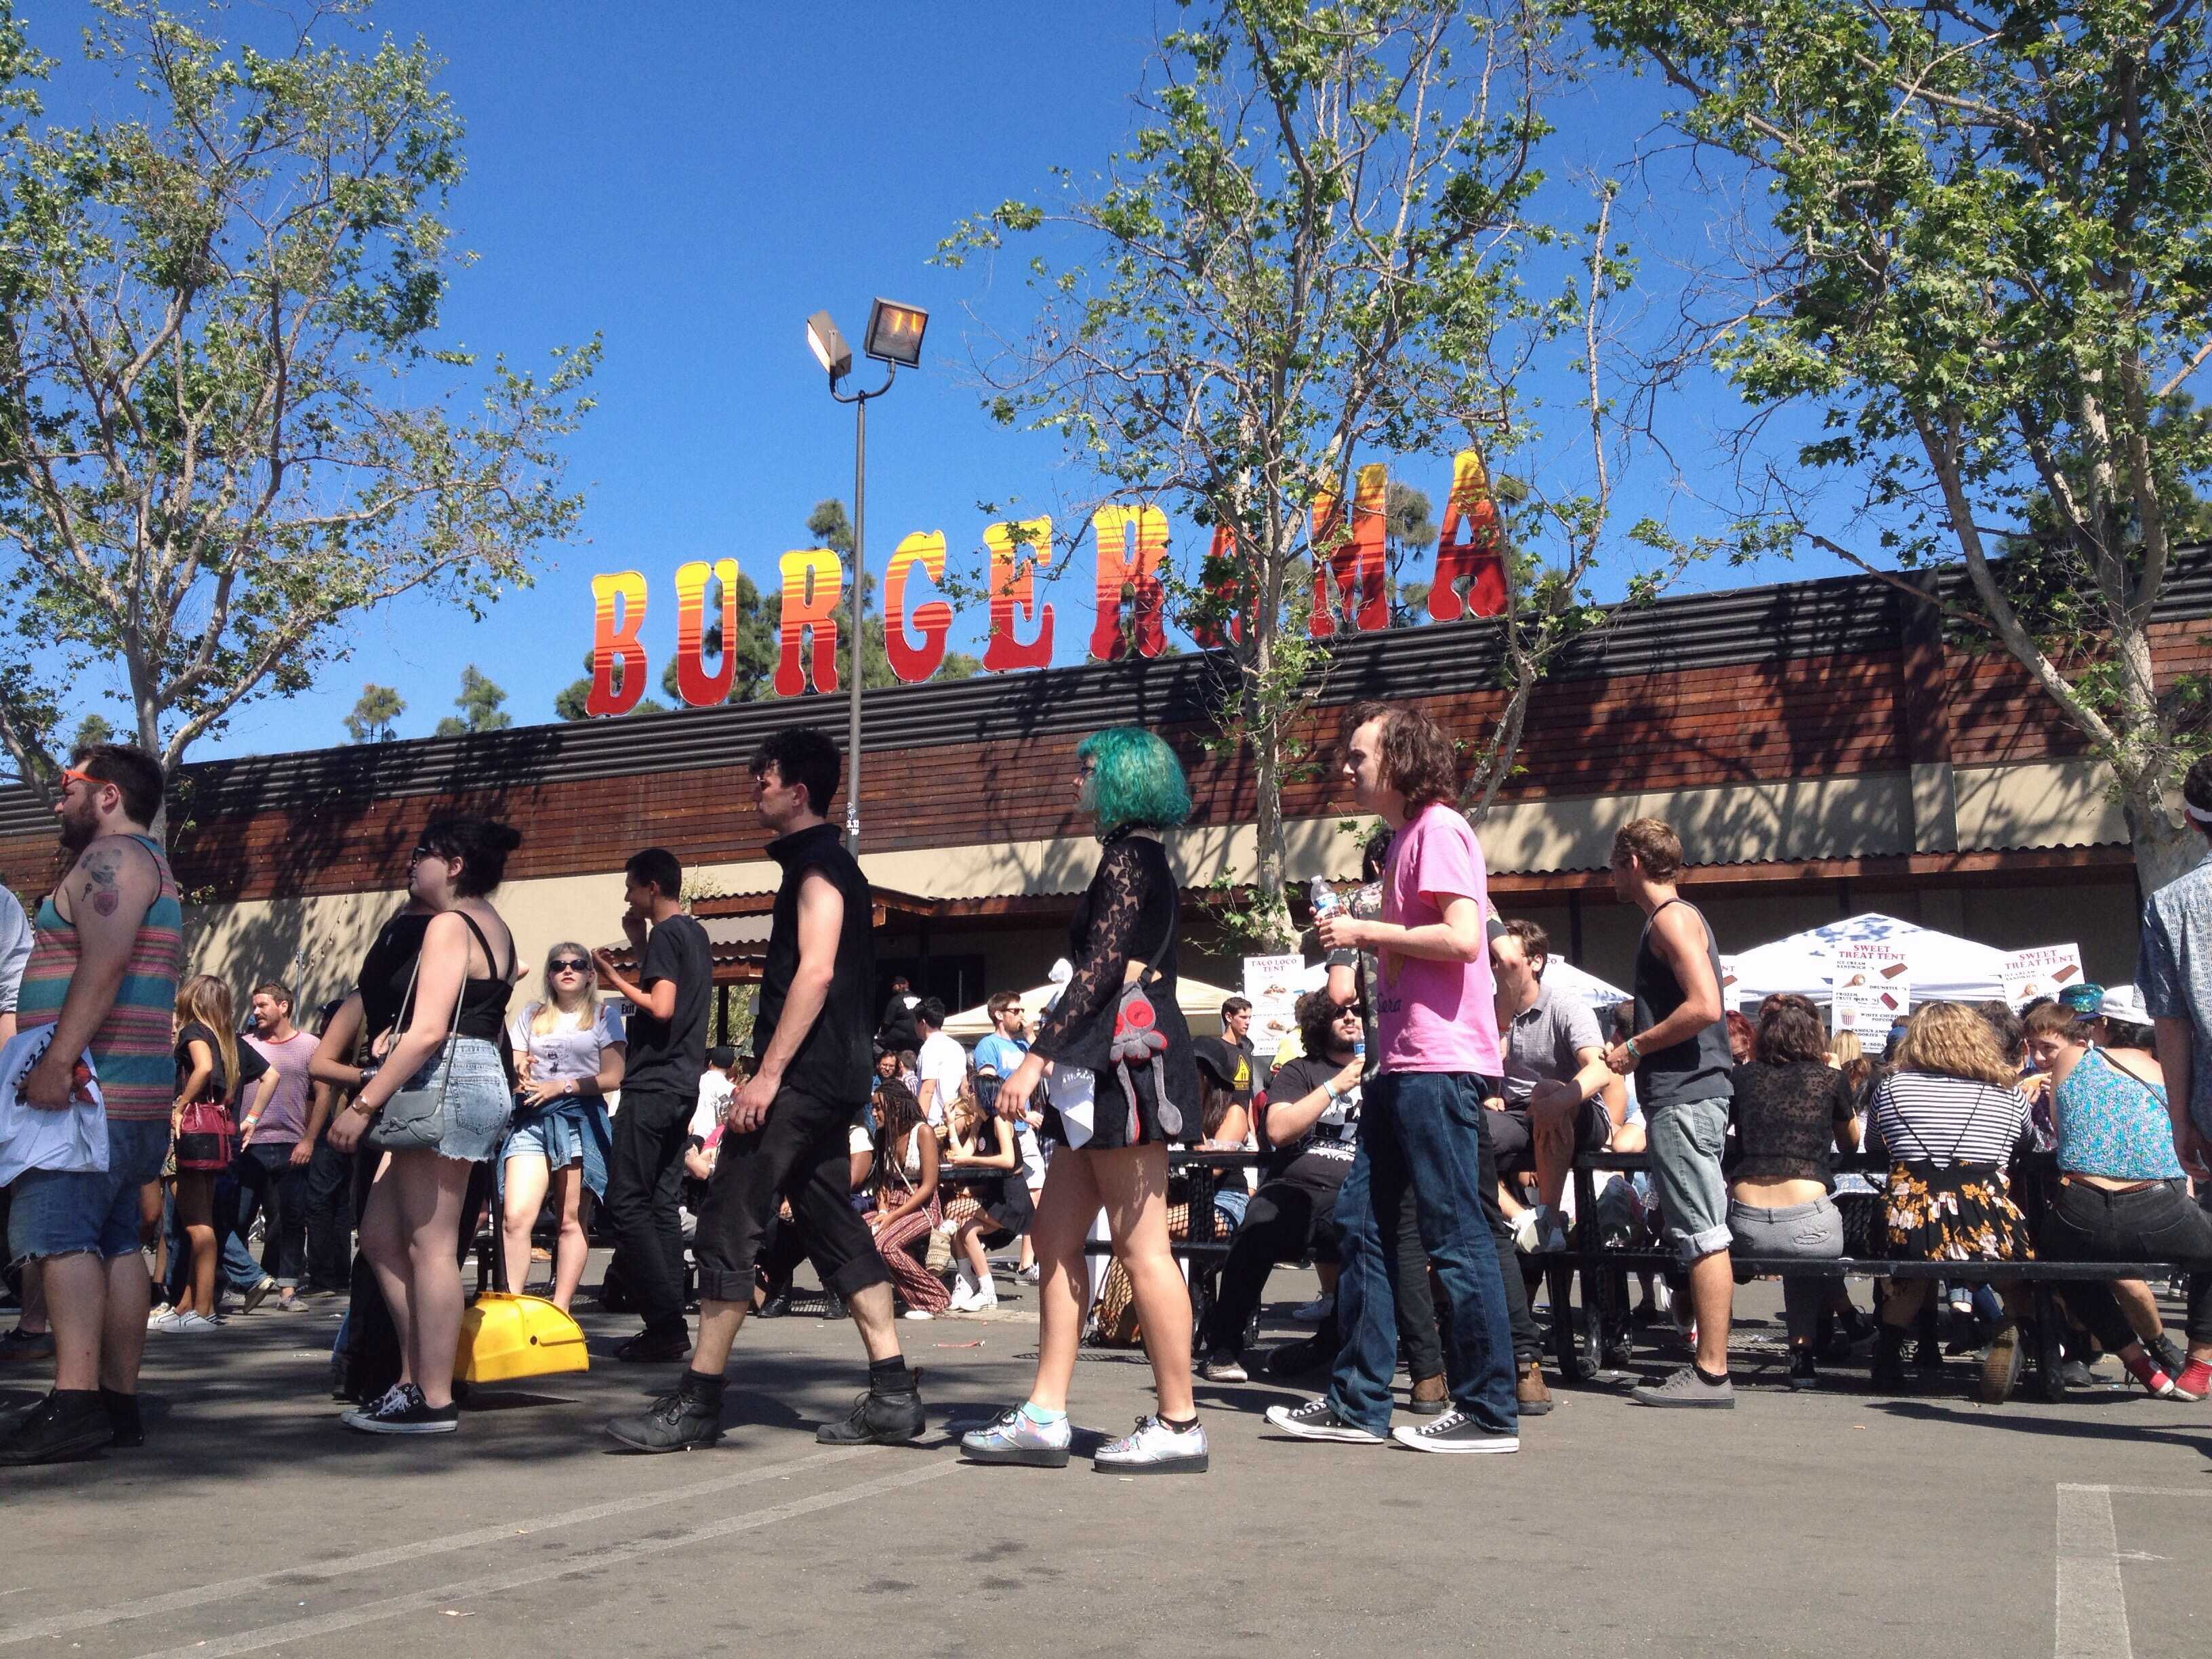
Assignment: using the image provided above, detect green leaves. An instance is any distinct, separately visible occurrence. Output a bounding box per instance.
[0,0,596,802]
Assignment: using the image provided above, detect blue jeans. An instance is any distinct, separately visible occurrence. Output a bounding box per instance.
[1326,1071,1517,1437]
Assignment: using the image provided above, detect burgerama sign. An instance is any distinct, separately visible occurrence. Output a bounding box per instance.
[582,452,1506,716]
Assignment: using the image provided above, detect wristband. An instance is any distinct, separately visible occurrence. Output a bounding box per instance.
[1625,1038,1642,1061]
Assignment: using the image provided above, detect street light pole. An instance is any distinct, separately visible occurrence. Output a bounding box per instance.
[846,386,867,855]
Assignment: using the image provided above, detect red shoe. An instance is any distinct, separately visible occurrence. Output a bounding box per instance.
[2173,1359,2211,1403]
[2121,1349,2178,1398]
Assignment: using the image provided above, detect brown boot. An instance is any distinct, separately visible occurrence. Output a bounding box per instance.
[1517,1357,1554,1416]
[1406,1373,1449,1416]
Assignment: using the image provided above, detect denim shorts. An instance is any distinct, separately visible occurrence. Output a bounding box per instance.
[1645,1095,1733,1265]
[8,1118,171,1264]
[428,1038,514,1162]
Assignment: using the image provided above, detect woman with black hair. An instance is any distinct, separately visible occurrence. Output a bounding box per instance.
[863,1078,948,1318]
[327,815,521,1436]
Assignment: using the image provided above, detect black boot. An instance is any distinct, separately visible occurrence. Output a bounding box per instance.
[1788,1351,1819,1391]
[101,1388,144,1450]
[614,1322,693,1364]
[1871,1322,1910,1392]
[816,1366,925,1445]
[605,1368,725,1453]
[0,1390,114,1465]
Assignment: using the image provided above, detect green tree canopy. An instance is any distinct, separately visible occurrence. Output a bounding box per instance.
[343,683,405,744]
[434,665,510,737]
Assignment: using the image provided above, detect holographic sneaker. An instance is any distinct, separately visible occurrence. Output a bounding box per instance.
[959,1404,1071,1468]
[1092,1414,1208,1475]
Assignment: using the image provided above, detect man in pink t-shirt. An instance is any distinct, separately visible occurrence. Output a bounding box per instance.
[1266,701,1521,1455]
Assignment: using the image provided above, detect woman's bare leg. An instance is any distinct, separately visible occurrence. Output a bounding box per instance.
[1093,1143,1195,1421]
[549,1164,588,1312]
[1025,1149,1103,1413]
[176,1172,217,1317]
[397,1153,473,1410]
[500,1153,550,1296]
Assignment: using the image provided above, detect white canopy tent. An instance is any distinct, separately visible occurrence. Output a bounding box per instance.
[943,977,1234,1042]
[1727,912,2008,1008]
[1294,956,1629,1008]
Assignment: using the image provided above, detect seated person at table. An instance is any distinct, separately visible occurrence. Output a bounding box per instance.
[2023,1001,2211,1401]
[1725,994,1859,1391]
[945,1084,1031,1313]
[1197,993,1365,1383]
[1483,920,1624,1253]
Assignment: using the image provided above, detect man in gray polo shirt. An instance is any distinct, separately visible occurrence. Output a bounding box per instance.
[2138,754,2212,1186]
[1484,920,1624,1254]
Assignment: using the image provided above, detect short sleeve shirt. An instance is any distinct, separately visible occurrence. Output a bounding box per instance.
[2138,851,2212,1138]
[1499,983,1602,1105]
[509,1002,627,1086]
[243,1029,321,1141]
[174,1021,270,1106]
[1373,802,1502,1076]
[972,1033,1028,1078]
[623,914,712,1094]
[916,1031,967,1125]
[1261,1054,1363,1187]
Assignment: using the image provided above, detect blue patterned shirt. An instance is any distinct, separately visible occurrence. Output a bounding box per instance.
[2137,849,2212,1139]
[2053,1048,2182,1181]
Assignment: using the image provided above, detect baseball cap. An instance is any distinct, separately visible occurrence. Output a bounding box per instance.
[1191,1035,1248,1096]
[2098,984,2150,1025]
[2057,983,2105,1017]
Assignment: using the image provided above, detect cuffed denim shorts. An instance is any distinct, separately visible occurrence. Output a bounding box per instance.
[415,1037,513,1162]
[1645,1095,1734,1265]
[8,1118,171,1264]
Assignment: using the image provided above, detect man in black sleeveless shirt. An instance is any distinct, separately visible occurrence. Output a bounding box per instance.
[607,729,920,1453]
[1604,818,1738,1408]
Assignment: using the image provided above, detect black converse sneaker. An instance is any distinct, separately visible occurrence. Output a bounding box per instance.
[1263,1397,1386,1444]
[351,1393,461,1436]
[338,1382,419,1433]
[1390,1408,1519,1454]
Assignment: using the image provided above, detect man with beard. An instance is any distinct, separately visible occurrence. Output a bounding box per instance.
[1,745,182,1465]
[607,727,922,1452]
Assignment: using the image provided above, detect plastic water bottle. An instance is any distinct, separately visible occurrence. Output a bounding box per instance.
[1310,876,1340,920]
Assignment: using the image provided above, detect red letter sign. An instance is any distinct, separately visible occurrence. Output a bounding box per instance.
[983,517,1054,672]
[673,558,741,707]
[1309,463,1389,638]
[1088,505,1168,660]
[774,548,844,696]
[884,531,952,682]
[1431,449,1506,620]
[586,571,649,716]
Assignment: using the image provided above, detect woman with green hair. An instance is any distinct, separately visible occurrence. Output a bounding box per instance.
[961,726,1208,1475]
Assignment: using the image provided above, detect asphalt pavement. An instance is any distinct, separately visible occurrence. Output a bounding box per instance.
[1,1263,2207,1659]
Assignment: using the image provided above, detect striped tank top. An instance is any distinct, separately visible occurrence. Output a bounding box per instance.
[16,834,184,1122]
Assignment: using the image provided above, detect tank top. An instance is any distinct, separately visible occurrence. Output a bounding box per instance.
[2054,1047,2183,1181]
[1631,897,1734,1110]
[448,911,516,1042]
[16,834,184,1122]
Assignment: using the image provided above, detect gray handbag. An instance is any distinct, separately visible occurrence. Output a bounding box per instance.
[365,948,461,1153]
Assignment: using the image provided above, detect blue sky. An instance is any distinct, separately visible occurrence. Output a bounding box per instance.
[20,1,1841,761]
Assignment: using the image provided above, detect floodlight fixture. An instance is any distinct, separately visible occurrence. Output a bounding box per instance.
[863,298,928,370]
[806,310,852,384]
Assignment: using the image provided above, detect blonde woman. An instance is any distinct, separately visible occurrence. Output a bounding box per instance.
[501,943,626,1311]
[944,1081,1029,1312]
[1866,1002,2036,1400]
[161,976,275,1332]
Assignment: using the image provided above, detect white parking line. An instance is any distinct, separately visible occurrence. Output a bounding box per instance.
[127,1456,961,1659]
[0,1444,872,1647]
[2054,1484,2131,1659]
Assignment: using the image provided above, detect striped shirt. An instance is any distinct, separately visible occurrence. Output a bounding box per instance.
[16,834,184,1122]
[1869,1071,2032,1169]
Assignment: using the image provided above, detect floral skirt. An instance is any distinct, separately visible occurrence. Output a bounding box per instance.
[1880,1161,2034,1263]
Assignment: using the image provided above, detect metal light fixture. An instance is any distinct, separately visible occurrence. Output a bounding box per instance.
[806,310,852,384]
[863,298,928,369]
[802,296,926,855]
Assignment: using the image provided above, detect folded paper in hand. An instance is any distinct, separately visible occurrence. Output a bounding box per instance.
[0,1027,106,1186]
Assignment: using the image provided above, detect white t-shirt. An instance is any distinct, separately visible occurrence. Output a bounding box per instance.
[692,1069,734,1141]
[915,1031,967,1126]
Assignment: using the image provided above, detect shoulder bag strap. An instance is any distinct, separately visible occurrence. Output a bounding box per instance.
[1121,847,1179,991]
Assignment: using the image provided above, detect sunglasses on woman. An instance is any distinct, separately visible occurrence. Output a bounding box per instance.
[550,958,590,973]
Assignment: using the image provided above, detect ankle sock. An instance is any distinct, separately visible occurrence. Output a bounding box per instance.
[1019,1399,1067,1426]
[868,1357,911,1391]
[99,1388,141,1428]
[678,1368,724,1404]
[1158,1412,1199,1433]
[1694,1362,1730,1386]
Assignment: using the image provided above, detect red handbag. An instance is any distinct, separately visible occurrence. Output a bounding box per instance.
[173,1099,235,1172]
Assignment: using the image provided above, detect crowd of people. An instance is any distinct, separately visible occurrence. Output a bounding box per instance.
[2,714,2210,1471]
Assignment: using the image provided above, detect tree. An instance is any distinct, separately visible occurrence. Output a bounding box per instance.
[556,649,664,720]
[1384,480,1437,626]
[758,499,977,692]
[0,0,597,829]
[654,567,777,705]
[944,0,1592,939]
[434,665,510,737]
[1582,0,2212,888]
[68,713,114,753]
[343,683,405,744]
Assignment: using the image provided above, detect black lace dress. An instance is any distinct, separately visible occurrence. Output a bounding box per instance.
[1028,829,1199,1150]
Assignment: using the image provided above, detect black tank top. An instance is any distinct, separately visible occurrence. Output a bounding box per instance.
[1631,897,1734,1109]
[449,911,516,1042]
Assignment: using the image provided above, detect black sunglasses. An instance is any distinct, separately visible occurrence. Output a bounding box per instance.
[550,958,590,973]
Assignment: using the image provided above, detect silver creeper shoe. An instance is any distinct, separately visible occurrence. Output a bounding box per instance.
[960,1405,1071,1468]
[1093,1414,1208,1474]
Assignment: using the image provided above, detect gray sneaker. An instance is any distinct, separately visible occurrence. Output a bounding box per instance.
[960,1405,1071,1468]
[1631,1365,1736,1408]
[1198,1353,1248,1382]
[1093,1415,1208,1474]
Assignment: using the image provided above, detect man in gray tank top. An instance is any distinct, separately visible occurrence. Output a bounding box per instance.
[1604,818,1738,1409]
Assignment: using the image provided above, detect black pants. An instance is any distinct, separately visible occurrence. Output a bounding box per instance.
[230,1142,311,1286]
[693,1086,890,1306]
[2043,1179,2212,1349]
[1204,1177,1343,1358]
[302,1137,355,1291]
[1472,1101,1542,1364]
[602,1088,695,1335]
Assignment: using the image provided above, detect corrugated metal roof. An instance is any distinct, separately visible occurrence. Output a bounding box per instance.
[5,554,2205,838]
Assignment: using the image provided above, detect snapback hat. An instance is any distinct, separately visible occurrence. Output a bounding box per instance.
[2057,983,2105,1017]
[2097,983,2150,1025]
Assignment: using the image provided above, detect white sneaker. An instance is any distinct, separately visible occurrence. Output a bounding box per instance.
[147,1305,180,1330]
[1094,1415,1208,1473]
[1509,1210,1540,1254]
[1017,1265,1040,1285]
[948,1281,981,1313]
[970,1283,998,1311]
[171,1311,223,1334]
[901,1309,935,1322]
[1291,1292,1335,1324]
